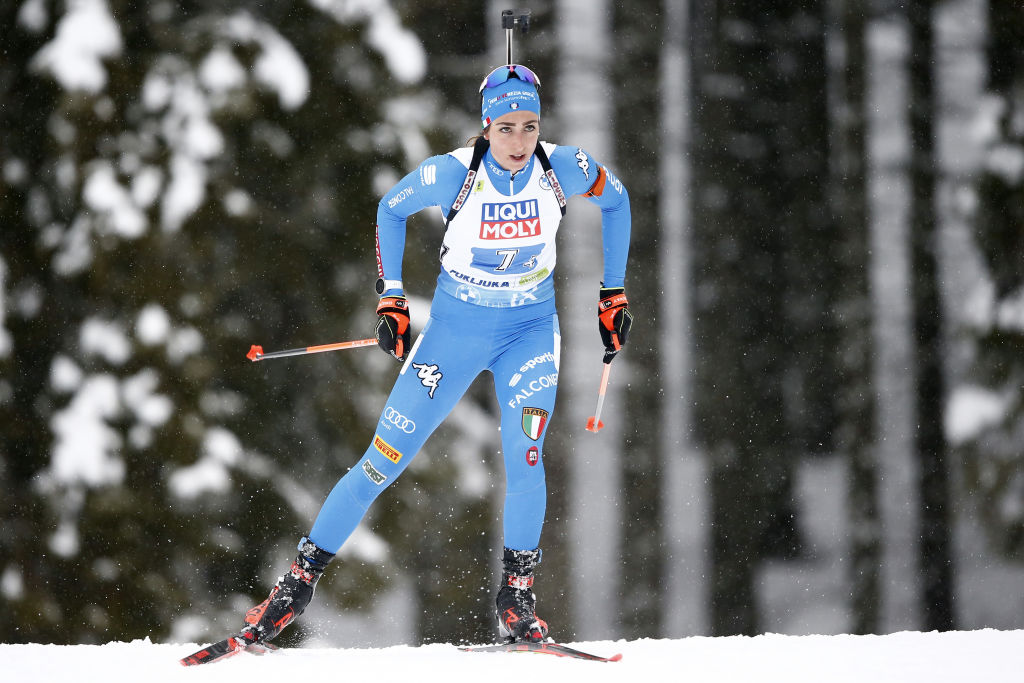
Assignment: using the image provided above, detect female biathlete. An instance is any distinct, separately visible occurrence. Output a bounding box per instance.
[238,64,633,646]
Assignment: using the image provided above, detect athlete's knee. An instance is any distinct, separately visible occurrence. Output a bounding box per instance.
[341,455,394,508]
[504,448,546,494]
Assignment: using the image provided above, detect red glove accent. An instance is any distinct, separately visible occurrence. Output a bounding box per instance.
[598,287,632,363]
[375,296,410,361]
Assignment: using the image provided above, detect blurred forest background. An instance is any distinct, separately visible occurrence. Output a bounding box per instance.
[2,0,1024,647]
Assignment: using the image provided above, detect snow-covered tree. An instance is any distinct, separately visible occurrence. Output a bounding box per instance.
[0,0,432,644]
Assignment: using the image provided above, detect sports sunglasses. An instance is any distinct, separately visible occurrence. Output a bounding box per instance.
[478,64,542,93]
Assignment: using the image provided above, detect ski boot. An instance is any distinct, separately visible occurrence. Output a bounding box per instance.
[241,536,334,644]
[495,546,548,643]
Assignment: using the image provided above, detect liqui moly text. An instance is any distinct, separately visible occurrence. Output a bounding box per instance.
[480,200,542,240]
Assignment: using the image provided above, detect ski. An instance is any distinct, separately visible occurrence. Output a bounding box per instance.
[182,635,621,666]
[461,640,623,662]
[179,632,276,666]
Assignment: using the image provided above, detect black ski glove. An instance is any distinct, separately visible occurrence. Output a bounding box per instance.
[598,286,632,363]
[375,296,410,361]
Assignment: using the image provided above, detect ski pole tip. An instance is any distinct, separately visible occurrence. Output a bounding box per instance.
[585,417,604,433]
[246,345,264,362]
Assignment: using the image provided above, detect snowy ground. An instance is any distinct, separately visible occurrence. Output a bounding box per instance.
[2,630,1022,683]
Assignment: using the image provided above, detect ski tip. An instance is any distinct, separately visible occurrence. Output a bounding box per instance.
[179,650,211,667]
[178,635,248,666]
[608,652,623,662]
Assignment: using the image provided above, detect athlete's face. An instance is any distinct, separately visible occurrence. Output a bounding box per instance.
[485,110,540,173]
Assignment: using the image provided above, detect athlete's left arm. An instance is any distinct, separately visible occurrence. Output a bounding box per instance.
[549,146,631,288]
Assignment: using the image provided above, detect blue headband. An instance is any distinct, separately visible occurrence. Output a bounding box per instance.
[480,77,541,128]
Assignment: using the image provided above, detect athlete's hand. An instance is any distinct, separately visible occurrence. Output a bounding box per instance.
[375,296,410,361]
[598,287,632,363]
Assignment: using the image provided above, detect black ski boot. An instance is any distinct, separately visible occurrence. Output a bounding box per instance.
[495,546,548,643]
[241,537,334,644]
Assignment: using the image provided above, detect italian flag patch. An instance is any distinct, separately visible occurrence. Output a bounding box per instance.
[522,407,549,441]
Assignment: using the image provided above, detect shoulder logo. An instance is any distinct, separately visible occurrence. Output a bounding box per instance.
[575,148,591,180]
[421,164,437,186]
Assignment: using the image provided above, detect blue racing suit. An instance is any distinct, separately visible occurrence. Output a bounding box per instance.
[308,142,630,554]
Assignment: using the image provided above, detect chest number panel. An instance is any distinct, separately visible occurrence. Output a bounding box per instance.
[471,244,544,274]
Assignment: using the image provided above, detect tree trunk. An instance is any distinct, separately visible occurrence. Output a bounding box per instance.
[827,0,881,635]
[907,0,955,632]
[658,0,709,637]
[555,0,624,641]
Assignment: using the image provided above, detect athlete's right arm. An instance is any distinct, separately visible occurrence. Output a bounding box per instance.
[375,154,468,296]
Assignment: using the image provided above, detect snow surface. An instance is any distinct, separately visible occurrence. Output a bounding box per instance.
[2,630,1022,683]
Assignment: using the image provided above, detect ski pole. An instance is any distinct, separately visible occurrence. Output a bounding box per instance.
[585,361,612,433]
[246,338,377,362]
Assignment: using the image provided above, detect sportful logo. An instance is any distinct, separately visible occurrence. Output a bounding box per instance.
[520,352,555,373]
[412,362,443,398]
[420,164,437,186]
[508,352,556,387]
[526,446,540,466]
[480,200,541,240]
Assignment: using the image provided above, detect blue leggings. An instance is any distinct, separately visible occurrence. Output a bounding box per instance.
[309,291,560,554]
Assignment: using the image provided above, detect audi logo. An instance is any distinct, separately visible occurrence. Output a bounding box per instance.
[383,407,416,433]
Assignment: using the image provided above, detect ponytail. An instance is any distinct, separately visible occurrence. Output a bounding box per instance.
[466,126,490,147]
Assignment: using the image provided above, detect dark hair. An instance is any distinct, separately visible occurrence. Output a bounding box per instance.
[466,126,490,147]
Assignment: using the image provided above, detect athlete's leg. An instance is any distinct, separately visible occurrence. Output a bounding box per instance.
[309,300,489,553]
[235,296,489,646]
[491,312,560,551]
